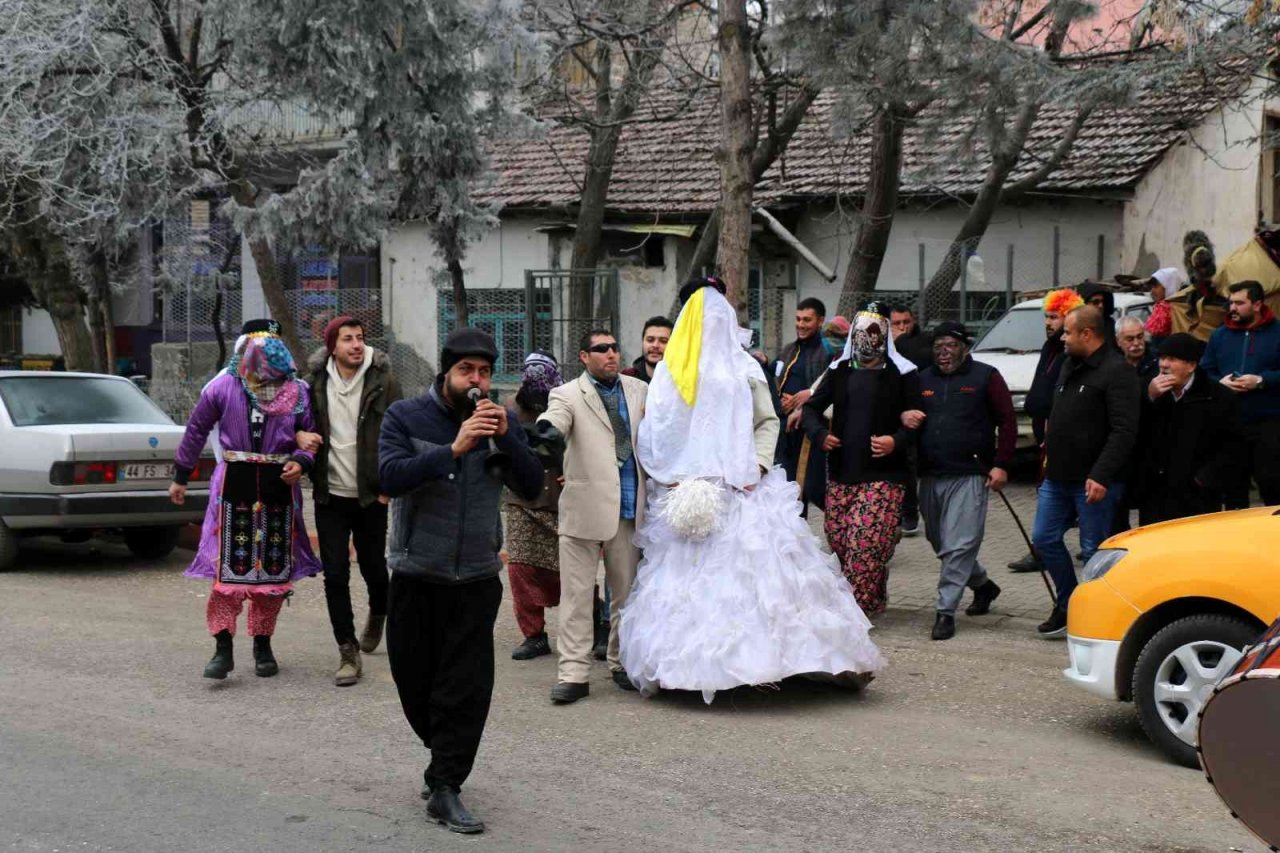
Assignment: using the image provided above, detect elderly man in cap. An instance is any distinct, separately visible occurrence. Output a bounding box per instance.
[1137,333,1241,524]
[378,327,543,834]
[902,322,1016,641]
[298,315,402,687]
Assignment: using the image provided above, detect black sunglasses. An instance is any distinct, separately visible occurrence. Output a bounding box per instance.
[586,342,619,354]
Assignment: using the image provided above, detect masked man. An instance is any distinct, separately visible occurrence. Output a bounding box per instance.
[170,319,322,680]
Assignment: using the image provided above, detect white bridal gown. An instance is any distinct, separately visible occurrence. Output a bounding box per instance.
[618,288,885,703]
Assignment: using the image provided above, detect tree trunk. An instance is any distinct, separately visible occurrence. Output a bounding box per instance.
[715,0,755,322]
[838,103,906,316]
[684,85,819,283]
[920,101,1041,312]
[448,256,470,327]
[5,223,94,370]
[86,251,109,373]
[229,181,303,360]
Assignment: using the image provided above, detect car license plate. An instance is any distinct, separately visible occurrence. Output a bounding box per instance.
[120,462,174,481]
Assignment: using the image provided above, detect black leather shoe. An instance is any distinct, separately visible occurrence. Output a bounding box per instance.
[550,681,589,704]
[252,635,279,677]
[1037,607,1067,638]
[203,630,234,679]
[511,633,551,661]
[426,787,485,834]
[965,580,1002,616]
[930,613,955,641]
[612,669,638,691]
[1007,553,1039,572]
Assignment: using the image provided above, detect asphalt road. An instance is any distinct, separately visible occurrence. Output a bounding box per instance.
[0,539,1262,853]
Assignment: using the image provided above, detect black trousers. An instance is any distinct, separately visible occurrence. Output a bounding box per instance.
[316,496,390,645]
[387,573,502,792]
[1224,420,1280,511]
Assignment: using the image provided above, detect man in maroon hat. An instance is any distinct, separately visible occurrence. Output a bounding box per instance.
[299,316,402,686]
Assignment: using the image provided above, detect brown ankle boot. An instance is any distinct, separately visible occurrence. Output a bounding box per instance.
[358,613,386,653]
[334,642,362,687]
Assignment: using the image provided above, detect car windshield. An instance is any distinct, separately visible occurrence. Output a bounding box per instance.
[973,309,1045,354]
[0,376,173,427]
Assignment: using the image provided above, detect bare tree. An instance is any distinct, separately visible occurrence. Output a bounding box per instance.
[716,0,755,319]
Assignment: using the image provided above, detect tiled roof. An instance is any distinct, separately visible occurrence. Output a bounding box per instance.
[480,61,1254,216]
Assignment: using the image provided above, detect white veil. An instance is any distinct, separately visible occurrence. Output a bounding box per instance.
[831,306,918,374]
[636,287,763,489]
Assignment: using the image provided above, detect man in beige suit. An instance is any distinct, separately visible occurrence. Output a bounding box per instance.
[536,329,646,704]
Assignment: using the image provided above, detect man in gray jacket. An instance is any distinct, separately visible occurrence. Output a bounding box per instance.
[378,327,542,835]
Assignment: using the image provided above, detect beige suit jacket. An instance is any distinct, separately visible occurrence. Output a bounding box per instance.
[538,373,648,541]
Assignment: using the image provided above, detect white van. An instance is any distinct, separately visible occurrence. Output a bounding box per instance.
[970,293,1153,448]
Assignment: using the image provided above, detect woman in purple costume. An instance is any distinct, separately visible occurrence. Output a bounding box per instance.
[169,319,321,679]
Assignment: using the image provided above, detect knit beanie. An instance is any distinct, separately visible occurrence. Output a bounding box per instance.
[323,315,360,354]
[440,327,499,374]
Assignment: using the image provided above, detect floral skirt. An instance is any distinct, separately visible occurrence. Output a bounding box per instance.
[823,481,905,617]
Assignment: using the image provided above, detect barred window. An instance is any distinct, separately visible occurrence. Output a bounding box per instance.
[437,289,552,384]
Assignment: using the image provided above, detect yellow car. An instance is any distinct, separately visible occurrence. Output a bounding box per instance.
[1063,507,1278,767]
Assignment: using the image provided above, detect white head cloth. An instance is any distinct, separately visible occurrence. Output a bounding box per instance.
[1151,267,1187,296]
[831,306,918,374]
[636,287,764,489]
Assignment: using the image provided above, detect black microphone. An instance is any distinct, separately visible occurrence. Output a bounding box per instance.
[467,388,510,479]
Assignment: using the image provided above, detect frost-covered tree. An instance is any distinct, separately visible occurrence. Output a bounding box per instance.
[1,0,530,360]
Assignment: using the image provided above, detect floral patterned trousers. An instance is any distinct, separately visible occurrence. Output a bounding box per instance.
[824,481,905,616]
[206,590,286,637]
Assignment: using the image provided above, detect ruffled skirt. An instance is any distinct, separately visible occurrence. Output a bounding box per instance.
[619,468,886,703]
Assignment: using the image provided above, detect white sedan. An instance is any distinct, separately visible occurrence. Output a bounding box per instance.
[0,371,213,570]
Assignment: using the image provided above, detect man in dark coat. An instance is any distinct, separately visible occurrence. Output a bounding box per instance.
[379,327,542,834]
[774,297,829,482]
[1030,305,1139,637]
[1138,334,1241,524]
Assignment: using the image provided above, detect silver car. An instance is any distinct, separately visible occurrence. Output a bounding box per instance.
[0,371,213,570]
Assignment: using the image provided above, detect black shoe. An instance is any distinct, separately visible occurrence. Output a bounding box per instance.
[203,630,234,679]
[1037,607,1068,639]
[930,613,956,641]
[550,681,589,704]
[900,515,920,537]
[612,669,638,691]
[965,580,1002,616]
[426,787,485,834]
[252,635,279,677]
[1007,553,1039,573]
[511,633,551,661]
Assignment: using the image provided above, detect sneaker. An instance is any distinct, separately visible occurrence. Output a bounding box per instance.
[511,633,551,661]
[965,580,1001,616]
[1037,607,1067,638]
[900,516,920,537]
[1007,553,1039,573]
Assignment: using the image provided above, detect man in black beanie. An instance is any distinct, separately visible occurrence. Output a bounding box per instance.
[378,327,543,834]
[1136,333,1241,524]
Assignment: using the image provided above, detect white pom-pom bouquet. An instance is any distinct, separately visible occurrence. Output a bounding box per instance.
[661,478,725,541]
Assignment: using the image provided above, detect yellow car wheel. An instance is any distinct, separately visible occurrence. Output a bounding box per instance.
[1131,614,1256,768]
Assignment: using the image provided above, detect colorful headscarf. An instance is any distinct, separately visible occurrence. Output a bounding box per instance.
[226,328,304,417]
[520,351,563,395]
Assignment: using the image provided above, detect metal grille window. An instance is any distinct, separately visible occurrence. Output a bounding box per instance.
[437,288,552,384]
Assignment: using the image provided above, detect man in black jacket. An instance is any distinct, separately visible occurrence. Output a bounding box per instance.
[1030,306,1139,637]
[903,322,1016,641]
[775,297,829,482]
[1137,333,1241,524]
[378,327,542,835]
[889,304,930,535]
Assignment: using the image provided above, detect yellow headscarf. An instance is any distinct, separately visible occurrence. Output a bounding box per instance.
[663,286,705,406]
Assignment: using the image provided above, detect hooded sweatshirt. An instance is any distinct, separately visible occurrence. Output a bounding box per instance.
[1200,305,1280,423]
[325,346,376,497]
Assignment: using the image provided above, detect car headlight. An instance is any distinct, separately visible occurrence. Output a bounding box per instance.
[1083,548,1127,581]
[1011,393,1027,411]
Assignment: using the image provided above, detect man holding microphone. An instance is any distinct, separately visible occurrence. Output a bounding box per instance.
[378,327,542,835]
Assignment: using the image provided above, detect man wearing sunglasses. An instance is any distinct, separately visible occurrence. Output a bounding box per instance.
[536,329,648,704]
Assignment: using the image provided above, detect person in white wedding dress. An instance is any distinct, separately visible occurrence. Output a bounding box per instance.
[618,277,886,703]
